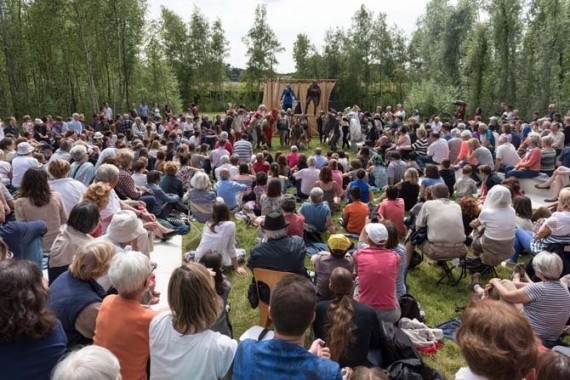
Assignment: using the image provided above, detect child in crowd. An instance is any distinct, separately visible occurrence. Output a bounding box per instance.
[131,159,148,187]
[310,234,355,301]
[454,165,478,198]
[377,186,405,237]
[512,196,533,230]
[439,159,456,197]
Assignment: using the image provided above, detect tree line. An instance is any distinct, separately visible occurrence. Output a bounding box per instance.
[1,0,569,120]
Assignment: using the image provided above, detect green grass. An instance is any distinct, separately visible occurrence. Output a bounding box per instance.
[181,137,514,378]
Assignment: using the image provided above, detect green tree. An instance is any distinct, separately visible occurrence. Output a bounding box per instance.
[242,4,283,87]
[292,33,312,78]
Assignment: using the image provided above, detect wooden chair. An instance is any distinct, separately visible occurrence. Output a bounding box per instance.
[252,268,295,328]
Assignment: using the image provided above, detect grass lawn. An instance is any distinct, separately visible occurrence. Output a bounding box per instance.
[181,136,514,378]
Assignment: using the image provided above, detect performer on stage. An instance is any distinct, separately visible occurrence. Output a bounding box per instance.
[305,81,321,115]
[281,84,296,111]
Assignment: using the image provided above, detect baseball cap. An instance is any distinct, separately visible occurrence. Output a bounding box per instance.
[328,234,351,252]
[364,223,388,245]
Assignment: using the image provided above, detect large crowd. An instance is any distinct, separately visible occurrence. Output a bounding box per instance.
[0,100,570,379]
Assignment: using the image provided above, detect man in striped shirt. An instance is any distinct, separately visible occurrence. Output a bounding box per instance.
[233,134,253,164]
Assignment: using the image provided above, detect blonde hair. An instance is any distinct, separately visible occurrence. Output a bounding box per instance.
[48,159,71,179]
[168,263,221,334]
[164,161,179,175]
[115,149,134,169]
[68,240,115,281]
[468,138,480,150]
[404,167,419,186]
[558,188,570,211]
[83,183,113,210]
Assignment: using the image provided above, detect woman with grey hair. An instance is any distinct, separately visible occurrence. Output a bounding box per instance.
[186,171,216,223]
[484,251,570,347]
[52,345,121,380]
[454,129,476,165]
[69,144,95,186]
[506,133,542,178]
[93,251,156,380]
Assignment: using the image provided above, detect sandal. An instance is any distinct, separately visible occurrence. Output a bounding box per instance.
[544,197,559,203]
[534,184,550,190]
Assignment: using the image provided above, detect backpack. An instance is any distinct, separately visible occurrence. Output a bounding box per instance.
[399,294,424,322]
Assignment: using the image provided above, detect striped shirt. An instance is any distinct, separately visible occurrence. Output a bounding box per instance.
[412,138,429,156]
[523,281,570,341]
[540,148,557,172]
[233,139,253,164]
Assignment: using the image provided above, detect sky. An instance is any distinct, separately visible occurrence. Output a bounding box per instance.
[147,0,434,73]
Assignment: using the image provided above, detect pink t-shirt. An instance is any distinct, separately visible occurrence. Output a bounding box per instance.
[378,199,405,236]
[287,152,299,168]
[355,247,399,310]
[332,170,343,190]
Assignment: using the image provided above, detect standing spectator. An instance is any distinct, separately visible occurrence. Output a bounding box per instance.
[139,102,149,123]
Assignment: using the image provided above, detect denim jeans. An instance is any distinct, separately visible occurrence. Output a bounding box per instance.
[508,227,533,263]
[416,155,435,169]
[505,168,539,179]
[23,236,44,269]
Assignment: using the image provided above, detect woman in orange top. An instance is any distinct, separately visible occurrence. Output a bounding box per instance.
[93,251,155,380]
[454,130,478,165]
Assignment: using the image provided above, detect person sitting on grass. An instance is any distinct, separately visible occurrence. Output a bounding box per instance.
[471,251,570,348]
[313,267,382,369]
[93,251,156,380]
[535,350,570,378]
[377,185,405,237]
[299,187,336,234]
[232,274,345,380]
[347,169,372,204]
[149,263,237,380]
[311,234,355,301]
[438,159,456,197]
[418,164,444,201]
[281,195,305,238]
[455,299,538,380]
[354,223,401,323]
[340,186,369,235]
[51,345,121,380]
[454,165,478,198]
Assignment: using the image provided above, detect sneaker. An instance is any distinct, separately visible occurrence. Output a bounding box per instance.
[468,273,481,292]
[544,197,559,203]
[501,260,516,269]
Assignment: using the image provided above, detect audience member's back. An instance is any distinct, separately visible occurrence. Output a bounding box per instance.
[232,275,342,380]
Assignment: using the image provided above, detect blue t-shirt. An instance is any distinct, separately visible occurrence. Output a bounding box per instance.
[300,201,331,232]
[420,177,444,188]
[0,320,67,380]
[232,339,342,380]
[348,179,371,204]
[281,88,295,105]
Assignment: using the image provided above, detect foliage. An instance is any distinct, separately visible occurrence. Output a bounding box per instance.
[242,4,284,89]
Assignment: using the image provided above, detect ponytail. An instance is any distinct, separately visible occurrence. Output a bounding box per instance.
[325,294,355,362]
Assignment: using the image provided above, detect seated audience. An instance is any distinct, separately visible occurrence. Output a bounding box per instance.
[0,260,67,380]
[93,251,156,380]
[52,346,121,380]
[48,158,87,217]
[506,133,542,178]
[281,195,305,238]
[455,299,538,380]
[313,267,382,368]
[299,187,336,233]
[233,274,344,379]
[311,234,355,300]
[397,167,420,212]
[187,171,217,223]
[377,185,405,237]
[150,263,237,380]
[454,165,477,198]
[341,186,369,234]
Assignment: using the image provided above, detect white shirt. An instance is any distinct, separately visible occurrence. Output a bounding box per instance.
[149,312,237,380]
[479,207,516,241]
[0,161,11,185]
[294,167,320,196]
[95,147,118,168]
[427,138,450,164]
[495,143,521,167]
[195,221,237,267]
[131,172,148,187]
[49,178,87,217]
[12,155,39,187]
[431,121,442,132]
[455,367,488,380]
[215,164,239,181]
[100,189,121,233]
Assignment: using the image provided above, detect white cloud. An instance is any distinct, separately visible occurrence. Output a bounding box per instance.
[147,0,433,73]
